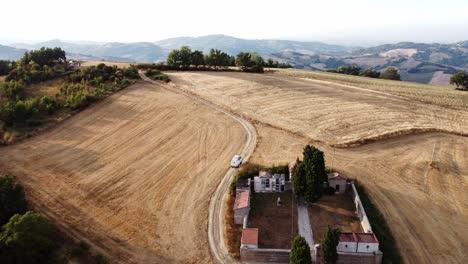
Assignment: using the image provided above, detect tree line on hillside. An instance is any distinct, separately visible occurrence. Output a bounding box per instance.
[161,46,291,73]
[326,65,401,81]
[0,47,139,143]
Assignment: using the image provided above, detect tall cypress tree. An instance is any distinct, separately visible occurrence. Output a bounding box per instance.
[292,159,306,197]
[321,226,340,264]
[302,145,327,203]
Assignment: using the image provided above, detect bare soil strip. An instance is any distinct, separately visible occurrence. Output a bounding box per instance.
[0,80,246,263]
[169,72,468,264]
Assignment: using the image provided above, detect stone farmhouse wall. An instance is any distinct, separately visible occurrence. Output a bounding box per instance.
[240,248,290,263]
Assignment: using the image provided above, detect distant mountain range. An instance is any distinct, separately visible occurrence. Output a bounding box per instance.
[155,35,351,56]
[0,45,27,60]
[1,35,467,85]
[270,41,468,85]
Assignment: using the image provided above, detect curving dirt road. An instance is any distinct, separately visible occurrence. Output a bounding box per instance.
[140,73,257,264]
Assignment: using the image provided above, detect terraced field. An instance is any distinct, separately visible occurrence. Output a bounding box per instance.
[170,71,468,264]
[0,81,245,263]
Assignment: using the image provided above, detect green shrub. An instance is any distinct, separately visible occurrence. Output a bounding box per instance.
[0,211,56,264]
[0,175,28,226]
[450,71,468,90]
[290,235,311,264]
[66,91,90,110]
[380,67,401,81]
[1,80,24,100]
[38,96,59,114]
[146,69,170,82]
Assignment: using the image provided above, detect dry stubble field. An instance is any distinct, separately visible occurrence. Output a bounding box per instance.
[0,81,245,263]
[169,71,468,263]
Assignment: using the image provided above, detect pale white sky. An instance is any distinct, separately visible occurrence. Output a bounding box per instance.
[1,0,468,45]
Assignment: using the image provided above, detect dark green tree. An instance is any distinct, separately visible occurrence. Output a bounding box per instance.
[166,49,181,67]
[0,211,56,264]
[0,60,16,76]
[0,175,28,226]
[360,68,381,78]
[20,47,66,67]
[178,46,192,67]
[290,235,311,264]
[235,52,254,70]
[321,226,340,264]
[266,58,275,68]
[236,52,264,73]
[190,50,205,67]
[292,159,306,197]
[302,145,326,203]
[205,49,231,68]
[380,67,401,81]
[450,71,468,90]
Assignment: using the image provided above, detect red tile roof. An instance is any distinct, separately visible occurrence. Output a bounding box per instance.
[355,233,379,243]
[234,190,250,209]
[241,228,258,245]
[339,232,357,242]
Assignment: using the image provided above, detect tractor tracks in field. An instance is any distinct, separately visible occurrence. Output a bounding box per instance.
[140,72,256,264]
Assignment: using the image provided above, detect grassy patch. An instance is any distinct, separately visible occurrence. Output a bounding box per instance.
[145,69,170,83]
[23,78,64,98]
[354,181,403,264]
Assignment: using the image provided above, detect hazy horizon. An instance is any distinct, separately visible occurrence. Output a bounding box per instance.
[1,0,468,46]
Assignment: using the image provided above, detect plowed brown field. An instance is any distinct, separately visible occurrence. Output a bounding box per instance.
[169,71,468,264]
[0,81,245,263]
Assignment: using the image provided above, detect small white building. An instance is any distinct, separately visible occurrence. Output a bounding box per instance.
[337,233,358,253]
[240,228,259,249]
[337,232,379,254]
[254,171,287,193]
[355,233,379,253]
[328,172,347,194]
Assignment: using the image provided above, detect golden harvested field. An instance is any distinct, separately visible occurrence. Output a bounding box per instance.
[0,81,245,263]
[81,60,132,68]
[169,71,468,263]
[272,68,468,110]
[169,72,468,147]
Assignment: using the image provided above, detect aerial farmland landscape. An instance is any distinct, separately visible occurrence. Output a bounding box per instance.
[0,1,467,264]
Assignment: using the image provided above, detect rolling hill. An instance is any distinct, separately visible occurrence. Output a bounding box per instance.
[0,44,27,60]
[3,36,468,84]
[12,39,166,62]
[155,34,353,56]
[270,41,468,85]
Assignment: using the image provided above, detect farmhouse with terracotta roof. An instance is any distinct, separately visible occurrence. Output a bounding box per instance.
[234,189,251,224]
